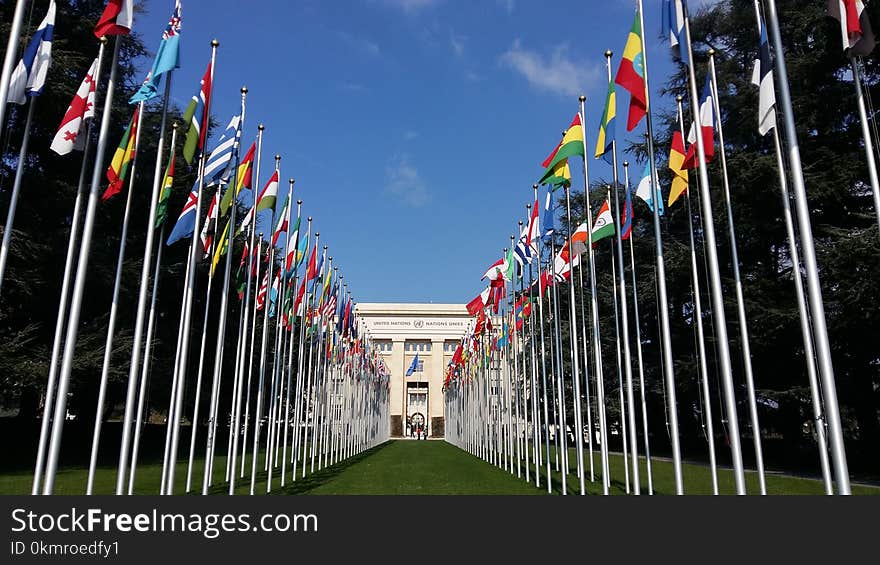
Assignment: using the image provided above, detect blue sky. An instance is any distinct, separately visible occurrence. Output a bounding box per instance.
[130,0,719,304]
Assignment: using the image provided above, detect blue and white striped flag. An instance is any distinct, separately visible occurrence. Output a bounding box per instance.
[204,114,242,187]
[661,0,688,67]
[751,15,777,136]
[8,0,56,104]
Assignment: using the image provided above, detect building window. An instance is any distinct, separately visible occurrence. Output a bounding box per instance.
[405,341,431,353]
[443,341,457,353]
[375,341,392,354]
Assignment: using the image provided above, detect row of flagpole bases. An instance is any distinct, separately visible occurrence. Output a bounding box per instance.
[0,27,391,494]
[445,0,863,495]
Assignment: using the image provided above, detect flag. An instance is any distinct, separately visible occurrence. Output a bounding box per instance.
[256,170,279,213]
[166,185,199,245]
[284,215,301,273]
[199,192,219,254]
[219,141,255,215]
[203,114,241,186]
[406,353,419,377]
[481,257,506,281]
[210,219,230,275]
[240,170,279,232]
[50,57,99,155]
[621,184,634,241]
[542,189,555,243]
[256,270,269,311]
[591,198,616,243]
[828,0,876,56]
[635,162,664,216]
[538,114,584,185]
[467,287,491,316]
[513,222,533,269]
[305,244,318,282]
[515,296,532,331]
[541,160,572,189]
[129,0,182,104]
[102,105,140,201]
[295,226,310,269]
[268,269,281,318]
[503,246,515,281]
[668,130,689,206]
[94,0,134,38]
[682,75,715,170]
[595,79,617,162]
[182,61,213,164]
[751,16,777,136]
[155,144,175,228]
[661,0,688,65]
[271,198,290,247]
[615,11,648,131]
[7,0,55,104]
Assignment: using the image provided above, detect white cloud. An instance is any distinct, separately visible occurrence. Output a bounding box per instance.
[499,39,601,98]
[385,155,430,207]
[497,0,515,14]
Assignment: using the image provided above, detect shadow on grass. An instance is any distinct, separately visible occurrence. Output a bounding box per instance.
[204,442,392,496]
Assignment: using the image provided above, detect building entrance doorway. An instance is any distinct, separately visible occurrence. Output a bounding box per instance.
[406,382,428,437]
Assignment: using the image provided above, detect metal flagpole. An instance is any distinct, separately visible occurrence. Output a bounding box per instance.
[634,0,683,493]
[525,242,541,488]
[87,101,146,494]
[250,256,277,494]
[622,161,653,494]
[162,41,220,495]
[0,98,38,296]
[128,121,179,493]
[0,0,28,140]
[127,227,166,494]
[117,71,175,494]
[31,41,105,494]
[605,50,640,494]
[772,131,833,494]
[675,97,719,495]
[577,98,611,494]
[608,218,630,494]
[239,236,264,477]
[849,55,880,232]
[533,185,552,493]
[681,2,747,494]
[548,240,568,488]
[511,233,523,479]
[563,187,586,494]
[750,0,832,496]
[42,37,122,495]
[203,86,249,494]
[708,50,766,494]
[227,143,270,486]
[575,211,595,484]
[183,176,222,492]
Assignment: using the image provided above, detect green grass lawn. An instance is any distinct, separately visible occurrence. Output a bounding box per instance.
[3,440,877,495]
[512,444,880,495]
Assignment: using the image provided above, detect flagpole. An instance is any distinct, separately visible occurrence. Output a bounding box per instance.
[0,0,28,140]
[241,237,266,478]
[202,86,249,495]
[573,216,595,484]
[281,212,301,483]
[622,161,653,494]
[681,2,747,494]
[577,99,611,494]
[0,98,37,297]
[87,101,146,494]
[127,227,165,494]
[525,233,541,488]
[163,40,220,495]
[675,96,719,495]
[42,36,122,495]
[607,206,631,494]
[183,192,220,492]
[705,50,769,494]
[250,255,276,494]
[605,50,639,494]
[227,139,270,487]
[849,55,880,232]
[511,233,523,479]
[31,40,105,495]
[532,185,552,493]
[634,0,683,494]
[545,242,563,480]
[562,185,586,494]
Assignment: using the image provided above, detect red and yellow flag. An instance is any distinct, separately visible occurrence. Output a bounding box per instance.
[103,105,140,201]
[614,11,647,132]
[668,130,689,206]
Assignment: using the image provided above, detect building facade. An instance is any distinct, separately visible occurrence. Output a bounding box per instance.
[356,303,470,438]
